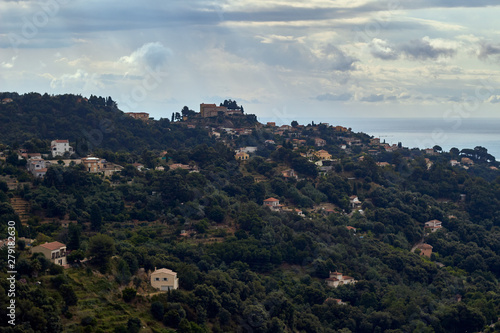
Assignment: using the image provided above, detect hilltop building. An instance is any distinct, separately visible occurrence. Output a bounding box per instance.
[126,112,150,120]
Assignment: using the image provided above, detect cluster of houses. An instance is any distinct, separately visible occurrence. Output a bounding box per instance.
[29,240,180,291]
[263,197,304,217]
[23,140,124,178]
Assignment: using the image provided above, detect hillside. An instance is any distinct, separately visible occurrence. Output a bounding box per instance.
[0,92,247,153]
[1,93,500,333]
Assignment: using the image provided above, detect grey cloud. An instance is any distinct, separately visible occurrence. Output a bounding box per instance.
[400,39,456,60]
[478,42,500,60]
[323,45,358,72]
[315,93,352,101]
[360,94,384,102]
[371,38,456,61]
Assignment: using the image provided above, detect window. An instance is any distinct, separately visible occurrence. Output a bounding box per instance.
[155,278,159,281]
[163,278,168,281]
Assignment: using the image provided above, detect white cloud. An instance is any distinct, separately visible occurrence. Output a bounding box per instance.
[119,42,172,70]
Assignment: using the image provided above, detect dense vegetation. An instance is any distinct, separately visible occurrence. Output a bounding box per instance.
[0,93,500,332]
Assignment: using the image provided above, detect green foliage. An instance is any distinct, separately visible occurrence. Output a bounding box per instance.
[122,288,137,303]
[88,233,115,272]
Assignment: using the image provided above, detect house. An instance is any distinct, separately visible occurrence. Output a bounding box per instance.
[314,150,332,160]
[315,138,326,147]
[324,298,346,305]
[125,112,150,120]
[2,98,13,104]
[235,152,249,160]
[27,158,52,176]
[370,138,380,145]
[325,271,357,288]
[150,268,179,291]
[51,140,73,157]
[376,162,390,167]
[132,163,145,171]
[334,126,348,132]
[263,197,282,211]
[346,226,357,232]
[424,148,436,155]
[265,140,276,145]
[282,169,298,180]
[349,195,362,208]
[81,157,103,173]
[415,243,433,258]
[461,157,474,166]
[200,103,243,117]
[237,147,258,154]
[31,241,67,266]
[424,219,442,233]
[266,122,276,127]
[169,164,198,172]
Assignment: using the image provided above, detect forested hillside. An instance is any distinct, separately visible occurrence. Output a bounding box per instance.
[0,93,500,333]
[0,93,217,153]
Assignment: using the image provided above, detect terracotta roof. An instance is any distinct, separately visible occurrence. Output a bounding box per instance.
[54,140,69,143]
[417,244,433,249]
[39,241,66,250]
[326,277,339,281]
[264,197,279,202]
[152,268,177,275]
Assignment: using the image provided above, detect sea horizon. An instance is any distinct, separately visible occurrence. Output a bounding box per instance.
[258,117,500,160]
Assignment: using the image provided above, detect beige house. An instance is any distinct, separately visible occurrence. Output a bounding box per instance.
[415,243,433,258]
[325,271,357,288]
[31,241,67,266]
[151,268,179,291]
[314,150,332,160]
[235,152,249,160]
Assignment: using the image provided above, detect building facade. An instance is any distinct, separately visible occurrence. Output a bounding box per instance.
[51,140,73,157]
[31,241,67,266]
[150,268,179,291]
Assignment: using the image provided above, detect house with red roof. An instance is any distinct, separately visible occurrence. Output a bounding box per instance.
[31,241,67,266]
[51,139,73,157]
[424,220,442,233]
[325,271,357,288]
[263,197,283,211]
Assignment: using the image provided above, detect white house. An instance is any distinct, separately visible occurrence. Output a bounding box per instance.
[27,158,52,178]
[51,140,73,157]
[424,220,442,233]
[325,271,357,288]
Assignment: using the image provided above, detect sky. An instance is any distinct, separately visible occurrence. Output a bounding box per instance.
[2,0,500,124]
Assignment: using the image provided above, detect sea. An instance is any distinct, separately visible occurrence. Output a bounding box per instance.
[262,117,500,160]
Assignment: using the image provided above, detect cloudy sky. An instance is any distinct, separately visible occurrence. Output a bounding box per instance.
[2,0,500,123]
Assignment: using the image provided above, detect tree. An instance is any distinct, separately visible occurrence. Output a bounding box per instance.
[151,301,165,321]
[90,204,103,231]
[291,120,299,128]
[67,223,81,250]
[87,234,115,272]
[122,288,137,302]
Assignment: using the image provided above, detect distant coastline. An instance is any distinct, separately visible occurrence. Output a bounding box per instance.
[260,117,500,160]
